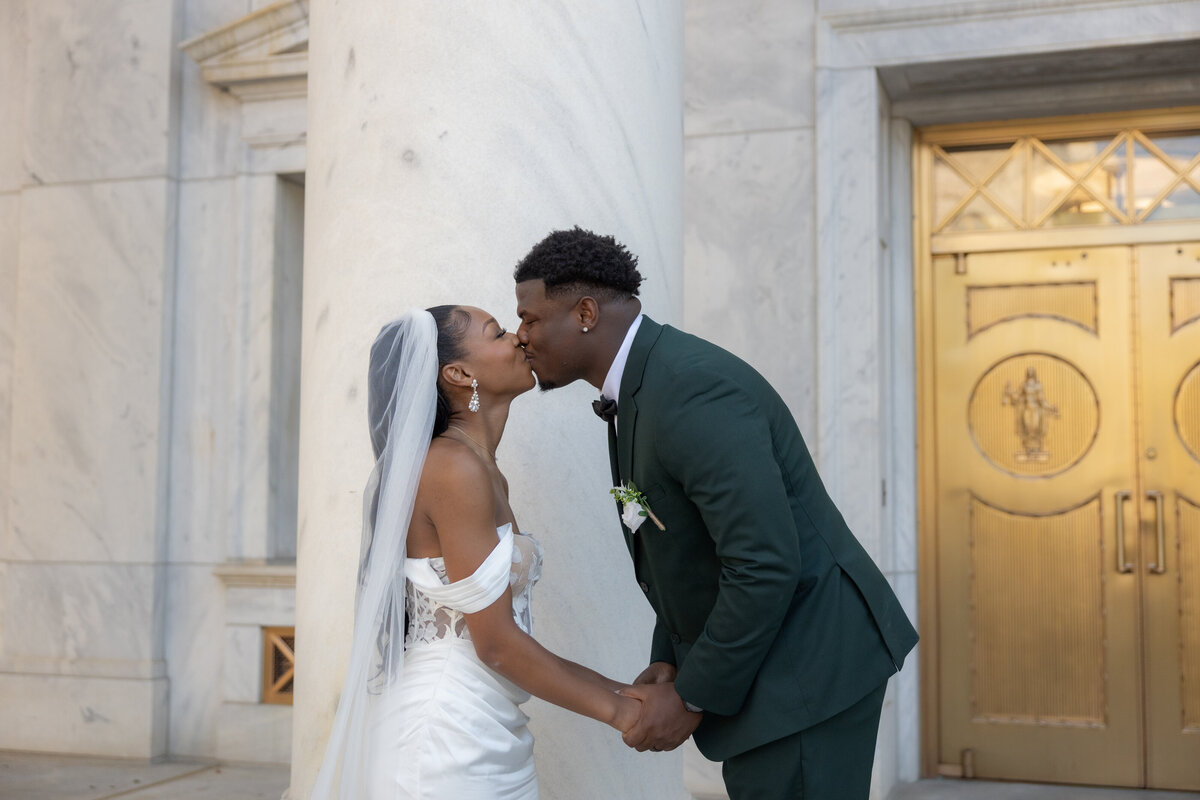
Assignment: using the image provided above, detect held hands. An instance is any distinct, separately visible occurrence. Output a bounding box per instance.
[617,677,702,752]
[611,691,643,734]
[632,661,677,686]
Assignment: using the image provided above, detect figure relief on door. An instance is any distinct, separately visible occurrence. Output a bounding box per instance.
[1003,366,1060,463]
[969,353,1099,479]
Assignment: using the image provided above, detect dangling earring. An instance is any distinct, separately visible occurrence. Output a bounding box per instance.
[468,378,480,413]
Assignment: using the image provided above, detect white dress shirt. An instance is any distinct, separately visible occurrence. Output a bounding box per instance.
[600,314,644,430]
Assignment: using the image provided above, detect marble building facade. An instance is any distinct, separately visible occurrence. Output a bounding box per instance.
[0,1,1197,799]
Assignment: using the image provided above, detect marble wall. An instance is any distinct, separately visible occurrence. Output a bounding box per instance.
[158,0,331,760]
[681,1,823,795]
[0,0,18,652]
[0,0,181,759]
[683,0,817,438]
[0,1,23,682]
[0,0,306,764]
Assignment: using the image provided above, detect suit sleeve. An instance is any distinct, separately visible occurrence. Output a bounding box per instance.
[657,371,802,716]
[650,616,677,666]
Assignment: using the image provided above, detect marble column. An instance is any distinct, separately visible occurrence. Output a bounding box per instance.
[293,4,685,799]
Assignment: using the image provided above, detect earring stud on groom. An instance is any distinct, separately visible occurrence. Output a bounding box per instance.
[513,228,917,800]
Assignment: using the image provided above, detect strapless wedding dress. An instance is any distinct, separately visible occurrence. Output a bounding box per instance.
[367,523,543,799]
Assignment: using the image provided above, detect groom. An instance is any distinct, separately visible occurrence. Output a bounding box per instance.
[513,228,918,799]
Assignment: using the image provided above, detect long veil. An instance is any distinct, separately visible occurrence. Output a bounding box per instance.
[312,309,438,799]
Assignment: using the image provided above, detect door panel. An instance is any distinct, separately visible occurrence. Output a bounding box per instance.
[1137,242,1200,791]
[935,247,1142,785]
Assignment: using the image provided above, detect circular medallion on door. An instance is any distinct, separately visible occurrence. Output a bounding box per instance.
[969,352,1099,478]
[1176,360,1200,464]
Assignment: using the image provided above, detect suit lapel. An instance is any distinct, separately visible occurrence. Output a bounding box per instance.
[604,317,664,559]
[606,419,620,488]
[616,316,664,485]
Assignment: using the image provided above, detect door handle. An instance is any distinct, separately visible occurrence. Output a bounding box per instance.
[1146,490,1165,574]
[1115,491,1133,573]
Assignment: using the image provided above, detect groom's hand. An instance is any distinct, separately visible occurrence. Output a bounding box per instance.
[632,661,677,686]
[616,681,701,752]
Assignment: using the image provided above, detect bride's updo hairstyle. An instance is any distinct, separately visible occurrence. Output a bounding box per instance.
[427,305,472,437]
[366,305,471,457]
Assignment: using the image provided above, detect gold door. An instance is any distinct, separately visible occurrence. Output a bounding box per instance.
[1137,242,1200,790]
[934,246,1142,785]
[919,110,1200,789]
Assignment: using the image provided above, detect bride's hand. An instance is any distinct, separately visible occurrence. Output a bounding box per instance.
[611,691,643,733]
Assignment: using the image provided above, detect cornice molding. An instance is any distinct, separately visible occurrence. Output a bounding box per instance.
[179,0,309,100]
[180,0,308,61]
[822,0,1191,33]
[213,561,298,588]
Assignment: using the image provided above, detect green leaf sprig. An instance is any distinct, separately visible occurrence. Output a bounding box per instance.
[609,481,666,531]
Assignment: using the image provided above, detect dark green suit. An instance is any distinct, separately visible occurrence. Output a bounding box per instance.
[608,317,918,775]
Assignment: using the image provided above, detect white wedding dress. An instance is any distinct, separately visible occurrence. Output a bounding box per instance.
[366,523,543,799]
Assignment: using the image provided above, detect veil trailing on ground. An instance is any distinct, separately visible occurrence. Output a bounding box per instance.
[312,309,438,800]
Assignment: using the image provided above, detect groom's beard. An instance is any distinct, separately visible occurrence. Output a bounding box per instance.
[533,369,562,392]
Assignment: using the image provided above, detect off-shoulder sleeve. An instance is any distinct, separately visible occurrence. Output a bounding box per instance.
[406,525,514,614]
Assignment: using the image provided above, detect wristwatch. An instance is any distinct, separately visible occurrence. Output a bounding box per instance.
[683,700,703,714]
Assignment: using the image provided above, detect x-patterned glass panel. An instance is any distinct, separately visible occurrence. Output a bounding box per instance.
[949,145,1011,184]
[948,194,1015,231]
[1035,136,1124,227]
[1132,140,1176,217]
[1045,137,1116,177]
[1146,179,1200,222]
[934,155,974,230]
[1031,147,1073,222]
[1136,132,1200,222]
[1046,185,1120,226]
[1148,132,1200,169]
[985,148,1026,222]
[928,125,1200,234]
[939,143,1022,231]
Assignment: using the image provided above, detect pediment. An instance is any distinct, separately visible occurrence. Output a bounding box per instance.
[180,0,309,100]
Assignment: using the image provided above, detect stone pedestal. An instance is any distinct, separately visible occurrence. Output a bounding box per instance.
[293,4,685,799]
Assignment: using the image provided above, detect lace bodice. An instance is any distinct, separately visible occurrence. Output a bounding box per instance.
[405,524,543,648]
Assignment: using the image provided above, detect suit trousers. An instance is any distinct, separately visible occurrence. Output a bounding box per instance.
[720,680,887,800]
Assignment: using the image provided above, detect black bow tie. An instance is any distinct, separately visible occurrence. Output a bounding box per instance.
[592,396,617,423]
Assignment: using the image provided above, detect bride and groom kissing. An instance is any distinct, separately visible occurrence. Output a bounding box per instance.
[314,228,918,800]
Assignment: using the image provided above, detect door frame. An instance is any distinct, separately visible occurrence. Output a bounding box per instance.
[914,105,1200,780]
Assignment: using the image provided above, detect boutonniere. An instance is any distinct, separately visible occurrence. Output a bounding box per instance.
[609,481,666,533]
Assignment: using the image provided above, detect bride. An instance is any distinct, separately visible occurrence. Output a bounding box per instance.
[313,305,641,799]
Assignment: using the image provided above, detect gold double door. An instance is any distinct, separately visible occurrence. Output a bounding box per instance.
[933,242,1200,789]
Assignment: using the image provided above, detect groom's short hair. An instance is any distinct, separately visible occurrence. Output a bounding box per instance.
[513,227,643,300]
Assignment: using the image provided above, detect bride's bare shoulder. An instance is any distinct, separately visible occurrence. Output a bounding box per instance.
[422,436,490,491]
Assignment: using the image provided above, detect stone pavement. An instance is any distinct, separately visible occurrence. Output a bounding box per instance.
[0,752,288,800]
[895,779,1198,800]
[2,751,1196,800]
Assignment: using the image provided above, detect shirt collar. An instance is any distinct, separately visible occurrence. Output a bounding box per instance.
[601,314,644,402]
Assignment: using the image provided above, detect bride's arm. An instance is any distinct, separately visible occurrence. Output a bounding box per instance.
[467,603,639,731]
[554,659,626,694]
[424,446,640,731]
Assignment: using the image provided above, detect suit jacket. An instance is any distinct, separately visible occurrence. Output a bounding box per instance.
[607,317,918,761]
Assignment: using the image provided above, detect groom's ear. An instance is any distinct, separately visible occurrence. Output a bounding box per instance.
[575,296,599,330]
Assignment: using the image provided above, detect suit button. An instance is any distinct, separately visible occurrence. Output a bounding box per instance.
[670,633,681,644]
[639,581,649,593]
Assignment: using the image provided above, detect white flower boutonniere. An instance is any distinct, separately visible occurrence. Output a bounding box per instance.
[609,481,666,533]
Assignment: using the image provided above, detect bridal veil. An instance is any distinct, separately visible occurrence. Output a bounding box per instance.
[312,309,438,799]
